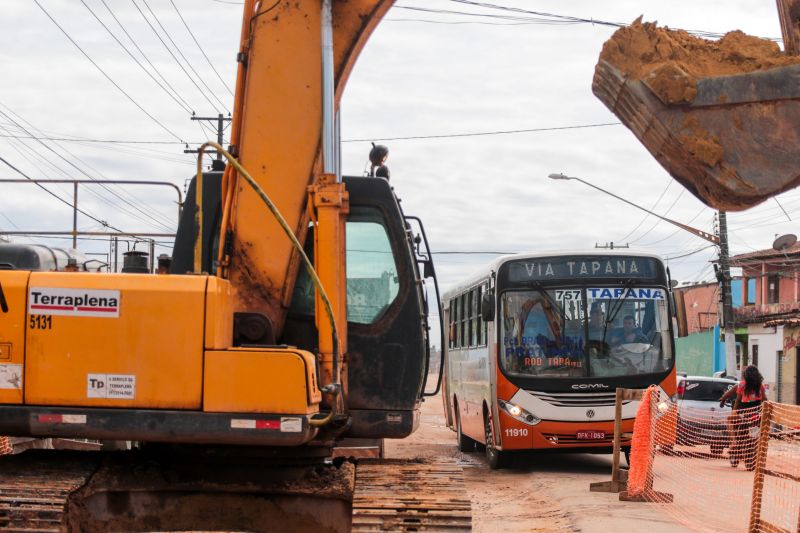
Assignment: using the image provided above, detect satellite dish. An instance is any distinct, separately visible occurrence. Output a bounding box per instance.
[772,233,797,251]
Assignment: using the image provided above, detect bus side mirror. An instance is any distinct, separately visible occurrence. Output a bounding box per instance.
[481,291,495,322]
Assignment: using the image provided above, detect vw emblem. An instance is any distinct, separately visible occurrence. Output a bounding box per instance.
[586,409,595,419]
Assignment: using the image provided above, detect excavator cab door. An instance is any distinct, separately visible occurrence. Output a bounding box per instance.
[323,177,429,439]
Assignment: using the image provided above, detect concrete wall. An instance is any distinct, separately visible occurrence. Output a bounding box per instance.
[778,326,799,405]
[675,331,715,377]
[747,324,781,393]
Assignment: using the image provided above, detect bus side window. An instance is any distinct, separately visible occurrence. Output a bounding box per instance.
[460,293,467,347]
[476,286,483,346]
[455,296,463,348]
[470,289,477,346]
[449,299,456,348]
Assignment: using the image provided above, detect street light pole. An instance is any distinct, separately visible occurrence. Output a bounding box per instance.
[548,173,737,376]
[547,174,719,245]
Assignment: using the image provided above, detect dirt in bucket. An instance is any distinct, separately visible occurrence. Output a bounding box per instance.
[598,18,799,104]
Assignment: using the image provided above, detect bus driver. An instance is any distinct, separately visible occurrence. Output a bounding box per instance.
[610,315,648,346]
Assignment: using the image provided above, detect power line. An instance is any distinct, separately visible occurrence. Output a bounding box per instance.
[387,18,553,26]
[0,121,621,145]
[443,1,780,41]
[0,126,194,165]
[99,0,197,114]
[640,207,709,247]
[0,133,185,145]
[628,189,686,244]
[397,3,620,27]
[0,124,77,199]
[140,0,230,112]
[663,244,717,261]
[616,179,672,243]
[32,0,185,142]
[131,0,225,114]
[0,103,177,230]
[170,0,234,97]
[432,250,514,255]
[343,122,620,142]
[79,0,194,115]
[0,104,176,232]
[394,6,582,25]
[0,154,118,231]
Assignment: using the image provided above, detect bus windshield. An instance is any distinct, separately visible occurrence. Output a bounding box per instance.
[500,287,673,378]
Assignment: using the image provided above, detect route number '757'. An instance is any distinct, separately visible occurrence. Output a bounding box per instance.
[555,290,581,301]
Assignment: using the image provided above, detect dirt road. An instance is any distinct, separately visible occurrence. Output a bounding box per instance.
[385,395,690,532]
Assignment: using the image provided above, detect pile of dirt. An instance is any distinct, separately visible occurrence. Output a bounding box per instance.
[598,18,800,104]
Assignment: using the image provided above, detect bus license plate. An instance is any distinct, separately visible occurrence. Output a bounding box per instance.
[577,431,605,440]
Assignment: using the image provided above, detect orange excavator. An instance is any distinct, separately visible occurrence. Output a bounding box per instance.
[0,2,465,531]
[0,0,798,531]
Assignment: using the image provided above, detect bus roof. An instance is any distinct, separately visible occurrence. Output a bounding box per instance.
[441,249,666,301]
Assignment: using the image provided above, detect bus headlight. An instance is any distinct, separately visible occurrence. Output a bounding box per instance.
[498,400,541,426]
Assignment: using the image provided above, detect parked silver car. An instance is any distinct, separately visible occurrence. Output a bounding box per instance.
[676,375,736,456]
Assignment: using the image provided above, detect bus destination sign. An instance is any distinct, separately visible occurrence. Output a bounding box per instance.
[507,256,658,282]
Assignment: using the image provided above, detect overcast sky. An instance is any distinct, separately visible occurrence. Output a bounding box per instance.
[1,0,797,303]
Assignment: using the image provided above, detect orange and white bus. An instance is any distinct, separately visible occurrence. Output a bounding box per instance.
[441,251,677,468]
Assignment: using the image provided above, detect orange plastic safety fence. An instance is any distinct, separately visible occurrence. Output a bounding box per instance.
[630,397,800,533]
[626,385,656,497]
[0,436,11,456]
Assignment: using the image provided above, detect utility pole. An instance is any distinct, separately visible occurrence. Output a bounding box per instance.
[717,211,738,378]
[594,242,629,250]
[184,114,231,171]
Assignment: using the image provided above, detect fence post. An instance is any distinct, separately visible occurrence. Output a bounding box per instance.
[590,388,626,493]
[611,387,623,483]
[747,402,773,533]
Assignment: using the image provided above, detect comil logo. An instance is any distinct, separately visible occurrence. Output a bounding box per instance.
[571,383,609,390]
[29,288,120,318]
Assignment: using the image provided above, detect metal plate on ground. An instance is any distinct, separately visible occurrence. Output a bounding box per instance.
[352,459,472,531]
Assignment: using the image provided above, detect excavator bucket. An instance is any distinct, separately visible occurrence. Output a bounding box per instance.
[593,21,800,211]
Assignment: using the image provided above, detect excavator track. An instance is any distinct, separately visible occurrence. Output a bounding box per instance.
[0,451,472,532]
[352,459,472,532]
[0,452,99,532]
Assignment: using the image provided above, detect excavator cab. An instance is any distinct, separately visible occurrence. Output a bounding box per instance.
[172,172,441,441]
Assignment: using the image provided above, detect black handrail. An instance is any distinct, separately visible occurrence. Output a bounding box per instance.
[405,215,445,397]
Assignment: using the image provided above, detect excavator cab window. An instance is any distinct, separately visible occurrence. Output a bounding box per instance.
[288,206,400,325]
[346,207,400,324]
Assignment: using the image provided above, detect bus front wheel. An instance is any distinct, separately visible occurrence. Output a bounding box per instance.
[484,413,510,469]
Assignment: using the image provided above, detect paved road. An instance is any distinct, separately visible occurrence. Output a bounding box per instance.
[386,395,691,532]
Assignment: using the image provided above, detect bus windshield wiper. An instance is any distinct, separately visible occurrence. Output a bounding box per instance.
[529,282,564,341]
[529,282,560,314]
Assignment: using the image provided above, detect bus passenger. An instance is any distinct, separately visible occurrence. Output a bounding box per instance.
[587,304,606,341]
